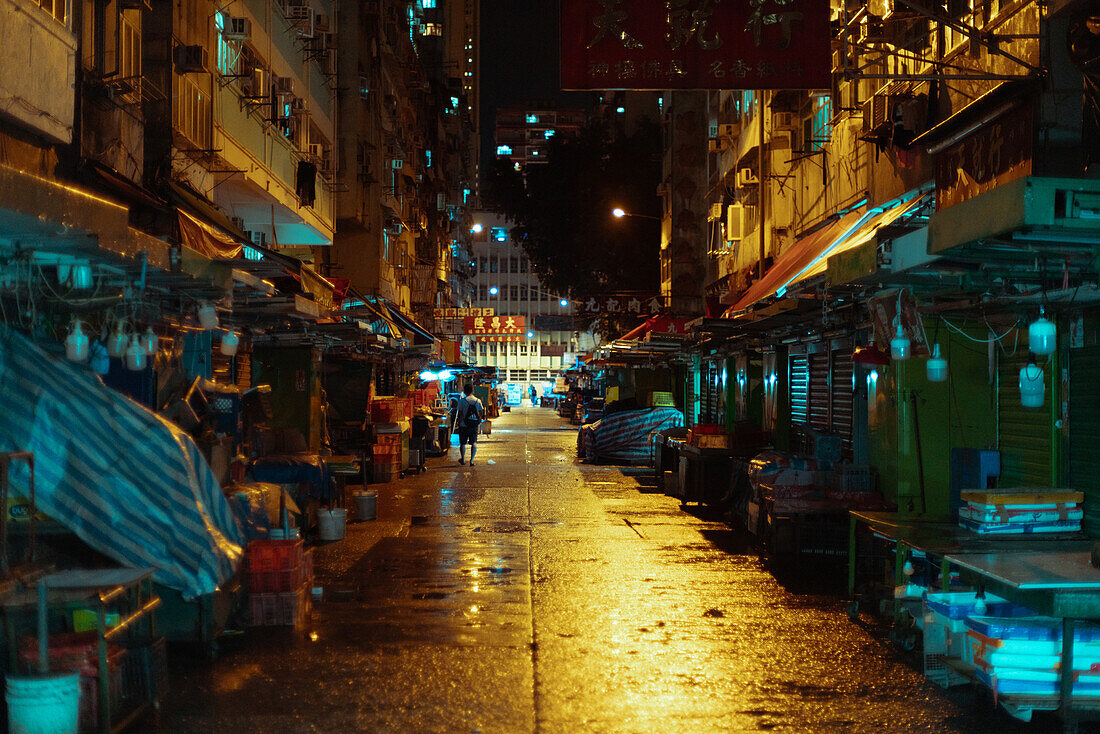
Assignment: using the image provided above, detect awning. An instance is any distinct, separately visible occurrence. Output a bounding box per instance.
[178,209,243,260]
[726,190,928,314]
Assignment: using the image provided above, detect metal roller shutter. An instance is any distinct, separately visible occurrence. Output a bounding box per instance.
[790,353,809,427]
[832,350,854,459]
[1070,346,1100,536]
[809,352,830,432]
[998,351,1053,487]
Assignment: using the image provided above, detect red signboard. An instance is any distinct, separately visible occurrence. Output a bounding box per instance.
[477,335,525,343]
[464,315,526,335]
[561,0,831,90]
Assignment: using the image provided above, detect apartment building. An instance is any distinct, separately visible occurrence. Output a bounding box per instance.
[465,212,595,398]
[493,106,585,171]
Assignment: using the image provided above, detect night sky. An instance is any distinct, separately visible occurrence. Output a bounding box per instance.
[478,0,595,177]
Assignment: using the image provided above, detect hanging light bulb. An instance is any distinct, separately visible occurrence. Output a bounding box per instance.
[1028,307,1056,355]
[125,339,147,371]
[1019,361,1045,408]
[65,320,89,363]
[197,301,219,330]
[890,322,910,361]
[903,560,915,576]
[973,589,987,614]
[926,343,947,382]
[107,323,129,357]
[220,330,240,356]
[140,327,159,356]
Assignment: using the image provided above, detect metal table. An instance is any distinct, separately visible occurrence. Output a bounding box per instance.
[946,551,1100,731]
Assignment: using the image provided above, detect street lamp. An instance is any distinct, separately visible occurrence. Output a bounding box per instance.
[559,298,569,307]
[611,207,659,221]
[489,286,498,296]
[471,223,483,233]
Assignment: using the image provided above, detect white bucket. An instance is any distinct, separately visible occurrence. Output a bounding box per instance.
[7,673,80,734]
[353,490,377,521]
[317,508,347,541]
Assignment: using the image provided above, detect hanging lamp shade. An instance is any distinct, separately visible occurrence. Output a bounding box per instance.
[926,343,947,382]
[1028,307,1056,355]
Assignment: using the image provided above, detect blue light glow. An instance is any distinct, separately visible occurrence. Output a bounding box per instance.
[544,129,555,138]
[496,145,512,155]
[489,286,498,295]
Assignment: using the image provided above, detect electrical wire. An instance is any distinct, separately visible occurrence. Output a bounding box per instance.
[940,316,1020,344]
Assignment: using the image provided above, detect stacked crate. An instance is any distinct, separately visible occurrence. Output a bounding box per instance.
[246,539,313,628]
[371,433,403,482]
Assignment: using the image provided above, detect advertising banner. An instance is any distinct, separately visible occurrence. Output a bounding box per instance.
[464,315,526,335]
[561,0,831,90]
[434,307,494,318]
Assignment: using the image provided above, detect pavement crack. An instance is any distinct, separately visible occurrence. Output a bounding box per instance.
[623,517,646,539]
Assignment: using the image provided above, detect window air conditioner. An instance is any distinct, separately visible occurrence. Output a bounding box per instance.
[737,168,759,188]
[174,45,208,74]
[707,137,727,153]
[391,159,404,169]
[273,76,294,95]
[726,204,748,242]
[773,112,796,130]
[225,17,251,41]
[307,143,323,160]
[719,122,740,139]
[707,120,719,138]
[708,202,724,222]
[290,97,307,114]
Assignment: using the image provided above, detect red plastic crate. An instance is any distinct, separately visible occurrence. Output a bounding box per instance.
[246,539,304,572]
[247,566,303,593]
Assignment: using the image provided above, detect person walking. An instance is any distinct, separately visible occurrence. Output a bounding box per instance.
[455,383,485,465]
[529,384,538,406]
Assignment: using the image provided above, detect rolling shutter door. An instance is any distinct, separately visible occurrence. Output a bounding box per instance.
[789,352,809,449]
[998,351,1053,487]
[1070,346,1100,536]
[809,352,831,432]
[832,350,854,459]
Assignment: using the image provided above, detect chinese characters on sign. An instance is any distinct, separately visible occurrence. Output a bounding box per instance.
[476,335,525,343]
[464,315,526,335]
[434,307,495,318]
[561,0,830,90]
[934,102,1032,211]
[579,295,663,315]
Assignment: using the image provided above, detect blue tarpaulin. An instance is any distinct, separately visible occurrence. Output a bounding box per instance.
[580,407,684,463]
[0,327,244,600]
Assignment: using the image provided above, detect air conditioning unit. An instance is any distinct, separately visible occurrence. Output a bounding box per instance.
[174,45,208,73]
[225,17,251,41]
[719,122,740,139]
[313,12,329,31]
[726,204,749,242]
[391,158,403,169]
[307,143,323,160]
[859,14,887,43]
[707,119,720,138]
[708,202,724,221]
[737,167,759,188]
[290,97,307,114]
[273,76,294,95]
[385,221,403,236]
[708,137,727,153]
[773,111,796,130]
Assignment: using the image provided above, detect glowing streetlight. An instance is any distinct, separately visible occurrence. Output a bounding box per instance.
[527,331,534,338]
[489,286,498,295]
[559,299,569,307]
[471,223,483,233]
[611,207,659,221]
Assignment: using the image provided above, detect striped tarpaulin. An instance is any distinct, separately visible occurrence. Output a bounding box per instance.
[0,327,244,600]
[583,407,684,463]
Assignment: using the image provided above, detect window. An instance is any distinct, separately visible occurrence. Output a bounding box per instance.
[490,258,499,273]
[511,285,519,301]
[176,75,212,148]
[520,258,529,273]
[479,285,487,300]
[519,342,528,355]
[215,13,237,77]
[479,256,488,273]
[497,145,512,155]
[803,95,832,153]
[36,0,65,24]
[510,257,519,273]
[520,284,529,300]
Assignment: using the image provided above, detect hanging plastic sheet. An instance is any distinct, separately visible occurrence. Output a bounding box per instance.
[580,407,685,463]
[0,327,244,600]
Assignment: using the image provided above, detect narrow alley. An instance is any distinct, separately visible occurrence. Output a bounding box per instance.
[150,407,1054,734]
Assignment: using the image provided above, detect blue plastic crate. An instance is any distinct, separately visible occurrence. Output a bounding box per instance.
[964,615,1100,642]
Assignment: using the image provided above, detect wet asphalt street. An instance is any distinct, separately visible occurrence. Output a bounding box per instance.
[148,407,1076,733]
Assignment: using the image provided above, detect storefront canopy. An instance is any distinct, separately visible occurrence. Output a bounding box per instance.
[618,315,691,341]
[726,190,930,314]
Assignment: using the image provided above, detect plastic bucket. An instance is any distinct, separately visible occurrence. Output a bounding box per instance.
[317,508,347,541]
[353,490,377,521]
[7,673,80,734]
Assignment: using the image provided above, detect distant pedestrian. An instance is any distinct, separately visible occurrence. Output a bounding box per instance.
[529,385,538,405]
[455,383,485,465]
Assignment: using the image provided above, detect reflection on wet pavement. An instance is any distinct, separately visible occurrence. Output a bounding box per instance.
[150,408,1072,733]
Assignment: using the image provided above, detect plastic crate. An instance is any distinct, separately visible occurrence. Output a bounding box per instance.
[246,539,304,572]
[249,593,280,626]
[247,565,305,593]
[922,619,970,688]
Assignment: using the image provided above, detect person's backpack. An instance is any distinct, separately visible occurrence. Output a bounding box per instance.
[462,400,481,429]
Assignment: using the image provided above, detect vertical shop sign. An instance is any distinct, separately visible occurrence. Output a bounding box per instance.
[934,102,1033,211]
[561,0,831,90]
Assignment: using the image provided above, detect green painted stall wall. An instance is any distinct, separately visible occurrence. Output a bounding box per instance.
[867,328,995,515]
[252,347,323,451]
